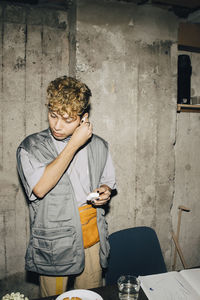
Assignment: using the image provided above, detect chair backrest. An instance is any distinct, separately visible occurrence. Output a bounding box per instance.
[105,226,167,285]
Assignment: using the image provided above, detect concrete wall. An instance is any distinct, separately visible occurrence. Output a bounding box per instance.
[0,3,69,297]
[76,0,177,268]
[172,50,200,270]
[0,0,200,297]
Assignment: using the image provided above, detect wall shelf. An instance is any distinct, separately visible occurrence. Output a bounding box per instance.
[177,104,200,113]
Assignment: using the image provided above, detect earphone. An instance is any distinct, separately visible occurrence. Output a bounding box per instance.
[81,116,86,122]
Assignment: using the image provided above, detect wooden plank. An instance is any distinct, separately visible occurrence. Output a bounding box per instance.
[172,231,187,269]
[178,23,200,52]
[179,104,200,109]
[177,104,200,112]
[153,0,200,8]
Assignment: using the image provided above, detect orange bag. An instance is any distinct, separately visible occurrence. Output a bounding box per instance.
[78,204,100,249]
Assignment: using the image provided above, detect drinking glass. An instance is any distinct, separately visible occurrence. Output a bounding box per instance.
[117,275,140,300]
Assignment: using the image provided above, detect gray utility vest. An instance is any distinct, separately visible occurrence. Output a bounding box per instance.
[16,129,110,276]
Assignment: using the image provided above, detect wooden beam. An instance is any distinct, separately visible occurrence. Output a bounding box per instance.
[178,22,200,52]
[152,0,200,8]
[172,231,187,269]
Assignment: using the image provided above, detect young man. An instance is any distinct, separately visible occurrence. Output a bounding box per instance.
[16,76,116,296]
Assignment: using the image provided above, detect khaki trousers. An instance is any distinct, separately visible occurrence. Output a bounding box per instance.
[40,242,102,297]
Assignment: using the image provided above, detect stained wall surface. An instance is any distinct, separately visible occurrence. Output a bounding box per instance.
[76,0,177,269]
[172,51,200,270]
[0,3,69,297]
[0,0,200,298]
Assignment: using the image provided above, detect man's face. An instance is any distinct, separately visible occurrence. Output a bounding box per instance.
[48,110,81,140]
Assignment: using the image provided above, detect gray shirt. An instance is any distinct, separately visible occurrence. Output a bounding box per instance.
[18,133,116,207]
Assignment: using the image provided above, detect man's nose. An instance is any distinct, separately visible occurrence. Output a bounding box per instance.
[54,119,62,130]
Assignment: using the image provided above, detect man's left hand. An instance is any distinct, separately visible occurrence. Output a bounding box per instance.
[92,184,112,206]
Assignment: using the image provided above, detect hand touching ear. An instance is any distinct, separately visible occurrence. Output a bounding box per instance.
[69,120,92,149]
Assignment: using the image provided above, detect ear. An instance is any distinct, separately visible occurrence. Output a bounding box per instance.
[81,113,89,122]
[83,113,89,119]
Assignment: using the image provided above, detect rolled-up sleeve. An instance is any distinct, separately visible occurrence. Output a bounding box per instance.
[99,151,116,190]
[18,148,46,200]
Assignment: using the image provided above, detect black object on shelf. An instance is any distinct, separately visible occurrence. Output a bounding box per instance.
[177,55,192,104]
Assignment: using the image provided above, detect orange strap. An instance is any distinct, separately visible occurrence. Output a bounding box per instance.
[78,204,99,248]
[56,277,63,295]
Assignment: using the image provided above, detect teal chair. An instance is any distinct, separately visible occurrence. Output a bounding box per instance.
[105,226,167,285]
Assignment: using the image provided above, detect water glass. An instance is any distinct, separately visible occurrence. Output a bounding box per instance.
[117,275,140,300]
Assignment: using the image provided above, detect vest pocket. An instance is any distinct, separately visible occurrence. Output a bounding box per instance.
[32,226,76,266]
[47,196,73,222]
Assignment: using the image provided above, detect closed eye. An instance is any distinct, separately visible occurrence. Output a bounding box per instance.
[63,117,76,123]
[50,113,57,118]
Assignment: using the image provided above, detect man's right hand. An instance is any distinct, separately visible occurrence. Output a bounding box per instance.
[69,119,93,150]
[33,117,92,198]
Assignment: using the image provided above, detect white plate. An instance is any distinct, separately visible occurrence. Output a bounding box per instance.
[56,289,103,300]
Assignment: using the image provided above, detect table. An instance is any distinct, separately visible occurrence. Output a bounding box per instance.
[33,285,148,300]
[91,284,148,300]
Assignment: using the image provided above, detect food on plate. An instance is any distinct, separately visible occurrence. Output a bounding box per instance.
[2,293,29,300]
[63,297,82,300]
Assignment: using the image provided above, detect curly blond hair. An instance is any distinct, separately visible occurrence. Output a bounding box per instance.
[47,76,91,117]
